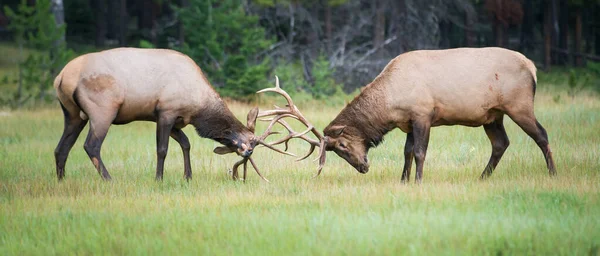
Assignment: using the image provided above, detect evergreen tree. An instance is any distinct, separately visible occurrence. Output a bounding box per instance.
[4,0,73,107]
[176,0,273,99]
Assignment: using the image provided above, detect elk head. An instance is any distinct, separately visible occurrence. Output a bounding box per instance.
[212,107,259,158]
[322,125,369,174]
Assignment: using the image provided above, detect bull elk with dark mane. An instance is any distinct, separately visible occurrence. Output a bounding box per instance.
[54,48,286,181]
[303,47,557,182]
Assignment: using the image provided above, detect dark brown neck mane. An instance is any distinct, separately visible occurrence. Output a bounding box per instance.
[329,84,393,149]
[191,102,248,142]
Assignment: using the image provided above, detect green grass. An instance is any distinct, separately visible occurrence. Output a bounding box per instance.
[1,88,599,255]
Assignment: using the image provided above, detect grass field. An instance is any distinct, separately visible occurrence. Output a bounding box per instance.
[1,80,600,255]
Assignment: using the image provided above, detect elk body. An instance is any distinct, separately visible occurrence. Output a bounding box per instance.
[54,48,259,181]
[322,47,557,182]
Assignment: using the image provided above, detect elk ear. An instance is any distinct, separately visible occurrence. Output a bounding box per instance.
[329,125,346,137]
[246,107,258,133]
[213,146,235,155]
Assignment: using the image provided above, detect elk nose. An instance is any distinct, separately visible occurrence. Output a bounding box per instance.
[242,149,253,158]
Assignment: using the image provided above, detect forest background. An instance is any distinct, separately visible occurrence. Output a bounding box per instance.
[1,0,600,107]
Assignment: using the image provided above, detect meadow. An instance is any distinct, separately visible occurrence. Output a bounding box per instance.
[1,77,599,255]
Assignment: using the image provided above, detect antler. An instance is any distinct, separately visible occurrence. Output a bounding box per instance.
[256,76,327,177]
[231,156,269,183]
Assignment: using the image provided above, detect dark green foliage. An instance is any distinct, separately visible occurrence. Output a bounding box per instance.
[176,0,273,99]
[139,39,155,48]
[3,0,74,108]
[63,0,94,44]
[309,54,341,99]
[272,54,340,99]
[272,61,310,94]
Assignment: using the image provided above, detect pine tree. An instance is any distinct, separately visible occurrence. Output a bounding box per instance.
[4,0,74,107]
[176,0,273,99]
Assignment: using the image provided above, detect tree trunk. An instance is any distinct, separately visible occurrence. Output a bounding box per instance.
[138,0,161,45]
[138,0,152,30]
[440,21,451,48]
[551,0,559,65]
[119,0,127,46]
[464,10,474,47]
[51,0,65,44]
[178,0,189,45]
[544,0,552,70]
[494,21,506,47]
[394,0,405,54]
[373,0,386,58]
[325,1,332,53]
[596,4,600,55]
[288,2,295,44]
[583,5,593,57]
[596,3,600,55]
[48,0,66,100]
[93,0,106,47]
[575,7,583,66]
[519,0,534,52]
[106,0,120,42]
[558,0,568,65]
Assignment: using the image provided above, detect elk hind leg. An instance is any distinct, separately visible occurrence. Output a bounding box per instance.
[55,103,88,180]
[412,121,431,183]
[83,115,114,180]
[508,111,557,176]
[480,116,510,179]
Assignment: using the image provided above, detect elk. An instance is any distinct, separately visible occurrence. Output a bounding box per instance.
[53,48,285,181]
[317,47,557,182]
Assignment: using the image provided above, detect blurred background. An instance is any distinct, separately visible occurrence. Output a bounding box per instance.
[1,0,600,108]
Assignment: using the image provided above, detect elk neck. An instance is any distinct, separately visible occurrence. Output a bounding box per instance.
[329,82,393,149]
[191,101,250,142]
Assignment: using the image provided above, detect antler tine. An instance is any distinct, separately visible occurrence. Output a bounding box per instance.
[276,119,320,145]
[257,76,294,109]
[258,109,293,118]
[231,158,246,180]
[258,141,296,157]
[312,139,327,178]
[249,157,270,182]
[258,114,299,144]
[255,76,328,177]
[265,125,320,148]
[242,160,248,182]
[296,144,316,161]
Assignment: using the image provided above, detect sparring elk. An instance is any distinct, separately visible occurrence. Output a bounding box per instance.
[323,48,556,182]
[54,48,285,181]
[316,47,557,182]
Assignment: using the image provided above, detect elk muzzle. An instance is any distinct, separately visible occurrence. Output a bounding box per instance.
[236,141,255,158]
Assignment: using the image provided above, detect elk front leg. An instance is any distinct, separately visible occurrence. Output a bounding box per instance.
[480,116,510,179]
[170,128,192,180]
[401,132,414,183]
[412,121,431,183]
[156,115,176,181]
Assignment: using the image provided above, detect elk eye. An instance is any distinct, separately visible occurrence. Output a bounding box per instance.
[339,143,346,149]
